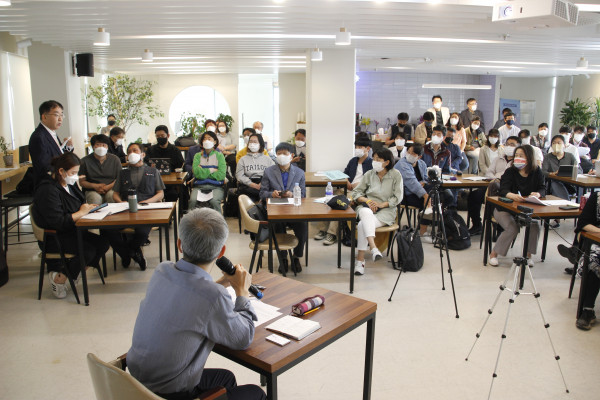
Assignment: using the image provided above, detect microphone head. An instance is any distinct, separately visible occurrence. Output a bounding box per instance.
[216,256,236,275]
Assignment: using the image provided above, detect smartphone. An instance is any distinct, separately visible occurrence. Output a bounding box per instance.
[89,203,108,213]
[499,197,514,203]
[559,205,579,210]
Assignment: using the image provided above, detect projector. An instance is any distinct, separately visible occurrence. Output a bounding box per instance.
[492,0,579,28]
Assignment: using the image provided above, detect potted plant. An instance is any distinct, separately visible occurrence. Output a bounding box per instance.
[0,137,12,167]
[179,112,206,139]
[559,98,594,128]
[590,97,600,128]
[216,113,235,130]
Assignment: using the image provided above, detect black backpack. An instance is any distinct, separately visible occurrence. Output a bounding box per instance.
[442,207,471,250]
[392,226,424,272]
[223,189,240,218]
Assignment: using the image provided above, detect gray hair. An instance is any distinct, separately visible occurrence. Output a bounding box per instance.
[179,208,229,265]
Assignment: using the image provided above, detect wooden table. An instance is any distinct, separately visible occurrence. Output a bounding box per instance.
[441,174,493,189]
[547,174,600,202]
[266,199,358,293]
[160,171,186,185]
[576,231,600,319]
[0,164,31,197]
[305,172,348,195]
[482,196,581,266]
[75,204,178,306]
[213,272,377,400]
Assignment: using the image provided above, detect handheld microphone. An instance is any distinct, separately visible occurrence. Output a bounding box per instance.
[216,256,263,299]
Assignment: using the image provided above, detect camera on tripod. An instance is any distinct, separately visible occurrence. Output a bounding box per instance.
[427,166,442,188]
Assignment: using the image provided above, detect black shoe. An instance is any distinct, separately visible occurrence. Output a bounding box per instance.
[132,248,147,271]
[292,257,302,273]
[142,239,151,246]
[122,256,131,269]
[564,267,574,275]
[468,225,482,236]
[550,221,560,229]
[277,257,289,275]
[576,309,597,331]
[558,244,578,265]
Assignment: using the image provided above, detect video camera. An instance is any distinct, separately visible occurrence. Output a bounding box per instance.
[427,166,443,187]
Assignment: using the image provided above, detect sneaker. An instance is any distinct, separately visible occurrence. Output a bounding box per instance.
[468,225,482,236]
[48,272,67,299]
[424,207,433,216]
[550,220,560,229]
[558,244,578,265]
[132,248,147,271]
[527,259,534,268]
[489,257,499,267]
[354,260,365,275]
[371,248,383,262]
[323,234,337,246]
[314,231,327,241]
[576,309,597,331]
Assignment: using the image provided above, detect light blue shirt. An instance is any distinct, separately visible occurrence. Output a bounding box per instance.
[127,259,257,394]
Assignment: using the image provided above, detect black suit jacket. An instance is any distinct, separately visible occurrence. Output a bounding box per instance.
[29,123,66,185]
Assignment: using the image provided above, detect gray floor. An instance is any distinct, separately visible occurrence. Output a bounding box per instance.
[1,213,599,400]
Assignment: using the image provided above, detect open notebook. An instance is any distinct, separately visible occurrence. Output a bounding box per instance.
[265,315,321,340]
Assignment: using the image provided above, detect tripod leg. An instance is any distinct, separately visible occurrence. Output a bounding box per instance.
[388,268,403,302]
[525,266,570,393]
[466,262,518,361]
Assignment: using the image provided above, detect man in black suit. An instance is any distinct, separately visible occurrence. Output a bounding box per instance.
[29,100,73,185]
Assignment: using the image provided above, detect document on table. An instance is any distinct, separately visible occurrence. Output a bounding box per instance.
[80,203,129,220]
[266,315,321,340]
[324,170,349,181]
[226,287,282,327]
[462,176,490,181]
[138,201,174,210]
[541,200,579,207]
[313,197,328,204]
[268,198,293,205]
[442,179,462,184]
[523,196,550,206]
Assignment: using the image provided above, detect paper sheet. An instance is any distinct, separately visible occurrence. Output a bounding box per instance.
[324,170,349,181]
[578,147,591,157]
[313,197,328,204]
[268,198,293,205]
[462,176,489,181]
[80,203,129,220]
[542,200,579,207]
[227,287,282,327]
[523,196,549,206]
[138,201,174,210]
[196,191,214,202]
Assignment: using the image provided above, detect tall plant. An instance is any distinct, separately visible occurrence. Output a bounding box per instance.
[216,113,235,130]
[86,75,164,131]
[179,112,206,139]
[590,97,600,128]
[559,98,594,128]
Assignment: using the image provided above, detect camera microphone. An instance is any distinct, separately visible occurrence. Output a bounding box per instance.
[216,256,263,299]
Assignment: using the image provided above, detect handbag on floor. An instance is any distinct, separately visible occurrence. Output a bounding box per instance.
[392,226,424,272]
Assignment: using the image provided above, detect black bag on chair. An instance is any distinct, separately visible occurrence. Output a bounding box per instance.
[393,226,424,272]
[247,203,269,243]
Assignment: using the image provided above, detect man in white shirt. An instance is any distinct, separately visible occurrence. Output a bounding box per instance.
[518,129,543,166]
[498,112,520,144]
[427,95,450,127]
[559,126,582,169]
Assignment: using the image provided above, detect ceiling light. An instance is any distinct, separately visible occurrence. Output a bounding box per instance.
[16,39,32,49]
[422,84,492,90]
[93,27,110,46]
[0,1,11,6]
[335,27,351,46]
[141,49,153,63]
[577,57,588,69]
[576,4,600,12]
[310,48,322,62]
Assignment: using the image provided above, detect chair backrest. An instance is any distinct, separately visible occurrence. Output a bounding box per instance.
[28,204,45,242]
[238,194,260,234]
[87,353,164,400]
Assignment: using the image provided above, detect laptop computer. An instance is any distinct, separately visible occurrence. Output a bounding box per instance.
[557,164,577,180]
[149,158,171,175]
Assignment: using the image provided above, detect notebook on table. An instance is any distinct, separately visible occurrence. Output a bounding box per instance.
[265,315,321,340]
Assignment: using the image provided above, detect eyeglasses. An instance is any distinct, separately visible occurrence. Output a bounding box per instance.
[46,113,65,118]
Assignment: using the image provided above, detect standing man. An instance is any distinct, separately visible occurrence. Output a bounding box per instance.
[100,114,117,135]
[498,112,520,144]
[427,95,450,127]
[459,98,485,132]
[29,100,74,185]
[79,135,121,204]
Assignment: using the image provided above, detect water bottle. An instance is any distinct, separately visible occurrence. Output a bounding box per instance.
[325,182,333,200]
[128,188,138,213]
[293,182,301,206]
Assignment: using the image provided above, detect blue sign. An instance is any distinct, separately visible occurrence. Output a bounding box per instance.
[499,98,521,127]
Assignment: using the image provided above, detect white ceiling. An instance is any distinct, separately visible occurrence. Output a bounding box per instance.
[2,0,600,77]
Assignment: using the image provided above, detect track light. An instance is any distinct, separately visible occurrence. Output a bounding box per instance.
[576,57,588,69]
[310,48,322,62]
[142,49,153,62]
[335,27,351,46]
[94,28,110,46]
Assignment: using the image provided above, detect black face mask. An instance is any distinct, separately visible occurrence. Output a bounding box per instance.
[108,120,116,126]
[589,133,597,140]
[398,123,405,128]
[157,137,168,146]
[444,137,453,144]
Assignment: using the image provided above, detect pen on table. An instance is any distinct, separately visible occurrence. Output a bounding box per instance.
[303,307,320,316]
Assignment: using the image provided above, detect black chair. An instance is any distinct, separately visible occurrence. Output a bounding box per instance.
[0,192,35,254]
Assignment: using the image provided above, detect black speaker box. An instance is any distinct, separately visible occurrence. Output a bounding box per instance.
[76,53,94,77]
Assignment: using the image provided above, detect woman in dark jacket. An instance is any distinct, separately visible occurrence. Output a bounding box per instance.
[32,153,109,299]
[488,145,546,267]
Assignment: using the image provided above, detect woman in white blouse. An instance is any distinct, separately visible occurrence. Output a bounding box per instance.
[478,128,504,176]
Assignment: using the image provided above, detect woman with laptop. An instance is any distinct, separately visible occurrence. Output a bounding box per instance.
[541,134,577,200]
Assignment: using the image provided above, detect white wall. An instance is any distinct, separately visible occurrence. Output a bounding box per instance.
[279,73,305,142]
[238,74,276,149]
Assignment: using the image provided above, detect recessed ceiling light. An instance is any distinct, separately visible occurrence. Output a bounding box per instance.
[310,48,322,62]
[577,57,588,69]
[141,49,153,63]
[335,27,351,46]
[0,0,11,6]
[93,27,110,46]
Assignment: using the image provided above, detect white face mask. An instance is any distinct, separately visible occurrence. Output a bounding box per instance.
[203,140,214,150]
[248,143,260,153]
[116,138,124,147]
[243,136,250,144]
[431,135,443,145]
[206,126,216,133]
[521,137,531,145]
[395,138,405,147]
[63,172,78,186]
[553,143,564,154]
[94,146,108,157]
[433,102,442,110]
[449,117,459,126]
[471,123,480,131]
[574,133,584,143]
[255,129,262,134]
[218,126,226,133]
[372,160,385,172]
[354,148,365,158]
[538,129,548,137]
[405,154,419,164]
[563,134,571,143]
[276,154,291,166]
[469,104,477,111]
[128,152,141,165]
[504,146,516,157]
[295,140,305,148]
[489,137,499,145]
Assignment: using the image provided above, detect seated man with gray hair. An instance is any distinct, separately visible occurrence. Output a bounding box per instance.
[127,208,266,400]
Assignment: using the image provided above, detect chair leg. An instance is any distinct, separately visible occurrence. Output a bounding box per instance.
[258,251,263,270]
[101,254,107,278]
[96,263,105,285]
[386,231,393,256]
[38,237,47,300]
[305,224,309,267]
[3,206,8,254]
[389,232,398,269]
[113,248,117,271]
[238,215,242,234]
[249,243,259,274]
[54,236,80,304]
[159,227,163,262]
[288,250,296,277]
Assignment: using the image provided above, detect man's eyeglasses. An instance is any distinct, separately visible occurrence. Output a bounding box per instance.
[46,113,65,118]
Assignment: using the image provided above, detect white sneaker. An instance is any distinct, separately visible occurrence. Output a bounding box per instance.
[371,248,383,262]
[354,261,365,275]
[527,259,535,267]
[424,207,433,215]
[489,257,499,267]
[48,272,67,299]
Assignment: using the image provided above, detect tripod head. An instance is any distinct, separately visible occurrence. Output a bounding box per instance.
[515,205,536,227]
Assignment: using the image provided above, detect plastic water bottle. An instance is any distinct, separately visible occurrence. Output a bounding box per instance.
[128,188,138,213]
[293,182,301,206]
[325,181,333,200]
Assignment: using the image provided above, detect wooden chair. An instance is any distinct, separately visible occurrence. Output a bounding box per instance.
[238,194,298,276]
[398,204,420,229]
[30,205,105,303]
[87,353,227,400]
[375,205,401,268]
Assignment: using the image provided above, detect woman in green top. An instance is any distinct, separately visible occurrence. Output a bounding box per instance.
[189,131,227,213]
[351,148,404,276]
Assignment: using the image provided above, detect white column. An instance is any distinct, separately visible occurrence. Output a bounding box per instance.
[306,48,356,172]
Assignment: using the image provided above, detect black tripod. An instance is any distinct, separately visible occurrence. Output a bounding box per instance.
[465,211,569,399]
[388,180,460,319]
